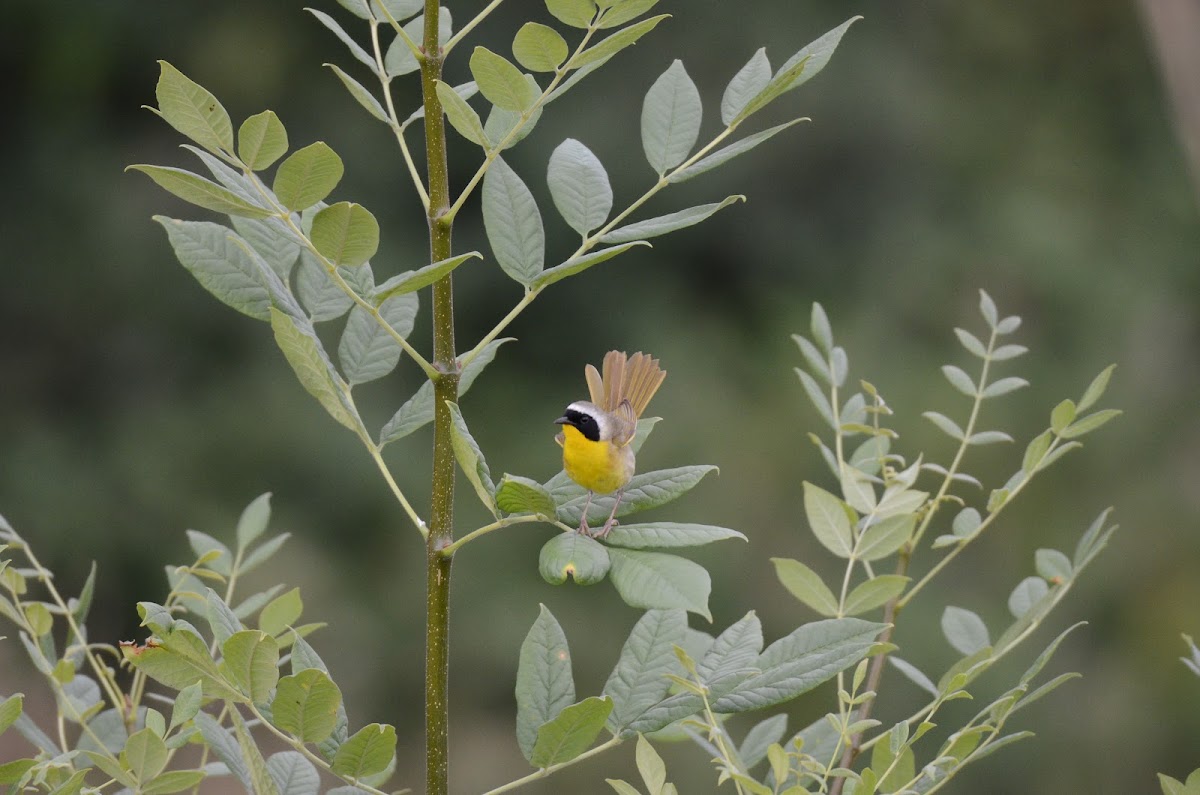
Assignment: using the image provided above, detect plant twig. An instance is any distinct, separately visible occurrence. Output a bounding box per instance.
[480,736,624,795]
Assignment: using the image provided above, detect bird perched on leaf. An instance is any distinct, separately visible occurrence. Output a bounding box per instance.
[555,350,666,537]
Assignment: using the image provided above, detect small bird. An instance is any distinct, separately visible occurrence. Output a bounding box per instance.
[554,351,666,537]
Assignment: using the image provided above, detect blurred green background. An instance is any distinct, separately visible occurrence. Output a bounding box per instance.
[2,0,1198,792]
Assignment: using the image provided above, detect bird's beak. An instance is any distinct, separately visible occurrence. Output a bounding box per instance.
[554,415,571,426]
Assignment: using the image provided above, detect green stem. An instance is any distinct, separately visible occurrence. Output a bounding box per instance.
[480,736,624,795]
[419,1,457,792]
[369,444,428,538]
[369,19,431,210]
[442,0,507,55]
[438,514,549,557]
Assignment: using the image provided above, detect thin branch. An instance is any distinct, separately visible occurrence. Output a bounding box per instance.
[480,736,624,795]
[369,19,431,210]
[443,0,507,56]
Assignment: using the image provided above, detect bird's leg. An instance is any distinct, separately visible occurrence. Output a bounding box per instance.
[595,489,625,539]
[577,491,594,534]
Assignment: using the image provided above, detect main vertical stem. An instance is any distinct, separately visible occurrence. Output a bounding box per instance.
[419,1,456,793]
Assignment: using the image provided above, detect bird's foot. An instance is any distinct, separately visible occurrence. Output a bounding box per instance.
[593,518,619,539]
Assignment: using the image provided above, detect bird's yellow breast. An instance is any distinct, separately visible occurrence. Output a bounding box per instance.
[561,425,634,495]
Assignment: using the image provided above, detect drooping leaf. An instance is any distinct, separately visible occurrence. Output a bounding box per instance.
[888,656,938,697]
[608,549,711,620]
[1008,576,1050,619]
[641,60,702,174]
[483,157,545,285]
[130,166,273,218]
[269,308,359,432]
[547,138,613,236]
[338,293,419,385]
[435,79,488,147]
[447,402,497,512]
[307,8,375,69]
[326,64,388,123]
[539,532,610,585]
[515,605,575,762]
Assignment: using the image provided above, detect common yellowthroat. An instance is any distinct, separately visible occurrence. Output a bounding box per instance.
[554,351,666,537]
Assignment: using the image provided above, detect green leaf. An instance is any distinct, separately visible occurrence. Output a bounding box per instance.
[295,253,366,322]
[858,514,915,561]
[603,609,687,732]
[154,61,234,154]
[924,410,965,440]
[641,60,702,174]
[721,48,771,126]
[843,575,909,616]
[273,142,344,212]
[513,23,568,71]
[570,15,668,69]
[1050,399,1076,433]
[236,493,272,551]
[231,215,301,281]
[435,79,488,147]
[385,8,452,76]
[739,713,787,770]
[711,618,885,712]
[471,47,536,111]
[122,627,240,701]
[373,252,480,301]
[771,17,860,98]
[1074,507,1116,571]
[954,327,987,358]
[516,605,575,762]
[123,727,169,782]
[539,533,611,585]
[530,696,613,768]
[608,549,711,620]
[1008,576,1049,619]
[188,529,233,576]
[332,723,396,778]
[272,669,343,743]
[208,586,243,643]
[548,138,612,236]
[484,78,545,150]
[942,365,977,396]
[1078,364,1116,412]
[670,119,806,183]
[771,557,837,617]
[626,612,761,735]
[496,476,557,516]
[240,534,292,576]
[600,196,744,244]
[803,482,854,558]
[603,522,747,549]
[482,156,545,286]
[230,708,280,795]
[311,202,378,268]
[0,759,38,786]
[337,0,423,22]
[168,682,202,731]
[49,768,91,795]
[1060,409,1122,439]
[265,752,319,795]
[154,218,272,319]
[378,338,513,445]
[307,8,375,69]
[0,694,23,736]
[635,733,666,794]
[1034,548,1072,582]
[942,606,990,656]
[129,166,273,218]
[194,712,252,790]
[529,241,650,290]
[220,630,280,703]
[557,465,718,529]
[982,376,1029,399]
[260,587,303,636]
[339,293,418,384]
[1160,774,1186,795]
[546,0,596,28]
[140,770,206,795]
[238,110,288,170]
[599,0,661,28]
[870,740,915,793]
[326,64,388,123]
[270,308,359,431]
[888,656,938,697]
[447,402,497,512]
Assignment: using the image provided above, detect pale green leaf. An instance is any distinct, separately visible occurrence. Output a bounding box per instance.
[435,79,488,147]
[548,138,612,236]
[238,110,288,170]
[539,532,610,585]
[168,682,203,731]
[271,669,342,743]
[771,557,837,617]
[608,549,711,620]
[670,119,806,183]
[311,202,378,267]
[447,402,497,512]
[338,293,418,384]
[857,514,914,561]
[220,630,280,703]
[641,59,702,174]
[556,465,718,527]
[236,493,272,551]
[803,482,854,558]
[635,733,666,794]
[155,61,233,154]
[1060,409,1122,439]
[515,605,575,762]
[266,752,319,795]
[269,308,359,431]
[230,215,300,281]
[603,609,686,732]
[471,47,536,111]
[529,241,650,290]
[530,696,613,767]
[603,522,746,549]
[842,575,909,616]
[260,587,303,636]
[1078,364,1116,412]
[722,47,771,126]
[326,64,388,123]
[337,0,423,22]
[122,628,240,701]
[307,8,375,69]
[570,15,668,69]
[546,0,596,28]
[598,0,661,28]
[1008,576,1049,619]
[888,656,938,697]
[772,17,861,97]
[739,713,787,770]
[483,157,545,285]
[373,252,480,301]
[600,196,744,244]
[513,22,568,71]
[496,475,557,516]
[331,724,396,778]
[273,142,344,212]
[942,365,977,396]
[1034,548,1072,582]
[924,410,965,440]
[123,728,169,781]
[0,694,23,737]
[130,166,273,218]
[942,606,990,656]
[982,376,1029,399]
[205,588,243,646]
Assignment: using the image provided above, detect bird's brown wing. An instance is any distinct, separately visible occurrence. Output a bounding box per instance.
[612,399,638,446]
[601,350,627,412]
